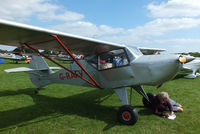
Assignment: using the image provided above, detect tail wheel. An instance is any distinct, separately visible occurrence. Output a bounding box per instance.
[34,88,40,94]
[117,105,138,125]
[142,93,155,108]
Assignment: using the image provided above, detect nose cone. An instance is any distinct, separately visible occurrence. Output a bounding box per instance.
[132,54,182,86]
[179,55,195,63]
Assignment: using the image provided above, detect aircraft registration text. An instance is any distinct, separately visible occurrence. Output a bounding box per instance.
[59,70,83,80]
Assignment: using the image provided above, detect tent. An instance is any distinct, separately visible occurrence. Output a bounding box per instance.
[0,59,5,63]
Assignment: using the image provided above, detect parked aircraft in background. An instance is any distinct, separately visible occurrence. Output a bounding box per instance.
[0,53,31,64]
[53,52,70,61]
[182,57,200,79]
[54,52,83,61]
[0,49,31,64]
[0,19,194,125]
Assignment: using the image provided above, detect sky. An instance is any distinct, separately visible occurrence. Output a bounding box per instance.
[0,0,200,53]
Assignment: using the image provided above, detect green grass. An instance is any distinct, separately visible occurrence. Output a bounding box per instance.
[0,59,200,134]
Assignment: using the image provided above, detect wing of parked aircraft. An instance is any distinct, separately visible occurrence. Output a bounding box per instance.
[138,47,166,55]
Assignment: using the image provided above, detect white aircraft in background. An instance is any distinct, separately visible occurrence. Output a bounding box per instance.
[0,19,194,125]
[53,52,71,61]
[0,53,29,63]
[54,52,83,61]
[182,57,200,79]
[0,49,31,64]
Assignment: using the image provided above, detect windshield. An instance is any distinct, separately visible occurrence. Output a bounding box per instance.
[88,48,129,70]
[127,46,143,57]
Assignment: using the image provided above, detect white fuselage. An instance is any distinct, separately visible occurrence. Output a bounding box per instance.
[183,58,200,78]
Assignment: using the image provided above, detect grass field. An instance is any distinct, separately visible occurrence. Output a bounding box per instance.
[0,59,200,134]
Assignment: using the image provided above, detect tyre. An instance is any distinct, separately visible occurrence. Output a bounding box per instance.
[142,93,155,108]
[117,105,138,125]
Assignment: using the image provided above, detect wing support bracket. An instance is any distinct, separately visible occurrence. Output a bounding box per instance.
[132,85,150,102]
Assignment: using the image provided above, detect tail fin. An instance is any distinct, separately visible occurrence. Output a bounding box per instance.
[29,55,49,70]
[29,55,53,87]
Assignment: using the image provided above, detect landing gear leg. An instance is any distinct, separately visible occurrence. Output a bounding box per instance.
[114,88,138,125]
[142,93,155,108]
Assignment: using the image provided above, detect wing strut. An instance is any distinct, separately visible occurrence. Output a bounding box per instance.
[51,35,101,89]
[24,39,101,89]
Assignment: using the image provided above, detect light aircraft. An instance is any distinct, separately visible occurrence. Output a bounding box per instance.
[0,19,194,125]
[0,51,31,63]
[54,53,82,61]
[182,57,200,79]
[54,52,71,61]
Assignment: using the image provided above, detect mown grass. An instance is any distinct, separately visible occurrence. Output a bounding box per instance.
[0,59,200,134]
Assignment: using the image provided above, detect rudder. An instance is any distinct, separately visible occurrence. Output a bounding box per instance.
[29,55,53,87]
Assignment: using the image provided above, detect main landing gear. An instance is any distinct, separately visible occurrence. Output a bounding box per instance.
[117,105,138,125]
[114,86,149,125]
[142,93,155,108]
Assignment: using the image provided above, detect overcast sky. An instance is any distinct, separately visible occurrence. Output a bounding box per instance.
[0,0,200,53]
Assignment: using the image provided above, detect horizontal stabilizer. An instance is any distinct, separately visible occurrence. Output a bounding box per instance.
[5,67,61,73]
[49,67,62,70]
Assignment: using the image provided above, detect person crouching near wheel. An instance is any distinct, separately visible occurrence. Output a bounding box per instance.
[152,92,183,118]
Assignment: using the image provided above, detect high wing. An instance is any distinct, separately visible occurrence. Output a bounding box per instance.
[0,19,125,56]
[138,47,166,55]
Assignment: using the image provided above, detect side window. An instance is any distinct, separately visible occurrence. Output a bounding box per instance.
[88,56,98,69]
[88,49,129,70]
[99,49,129,70]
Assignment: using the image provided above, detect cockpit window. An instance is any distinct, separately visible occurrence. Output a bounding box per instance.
[127,47,143,56]
[88,48,129,70]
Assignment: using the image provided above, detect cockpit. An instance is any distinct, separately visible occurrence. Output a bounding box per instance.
[88,47,142,70]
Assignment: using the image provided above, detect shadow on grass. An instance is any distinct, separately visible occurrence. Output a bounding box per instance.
[173,74,186,80]
[173,70,192,80]
[138,108,152,116]
[0,88,119,131]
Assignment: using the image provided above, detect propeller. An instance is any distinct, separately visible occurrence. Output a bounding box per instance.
[179,55,195,63]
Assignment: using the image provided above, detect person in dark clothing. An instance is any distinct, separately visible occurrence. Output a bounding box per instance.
[152,92,183,117]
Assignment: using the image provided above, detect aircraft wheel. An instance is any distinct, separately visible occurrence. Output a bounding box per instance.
[34,88,40,94]
[117,105,138,125]
[142,93,155,108]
